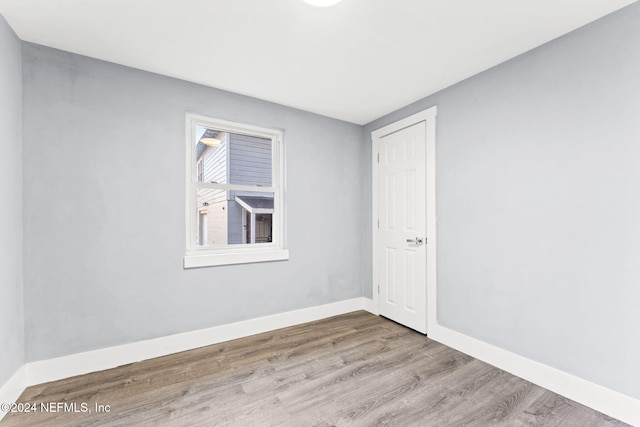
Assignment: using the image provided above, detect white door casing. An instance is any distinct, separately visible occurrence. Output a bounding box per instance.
[372,107,437,335]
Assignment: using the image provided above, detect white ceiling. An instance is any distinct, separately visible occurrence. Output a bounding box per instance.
[0,0,636,125]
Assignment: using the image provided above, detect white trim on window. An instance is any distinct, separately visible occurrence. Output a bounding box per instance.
[184,248,290,268]
[184,114,288,268]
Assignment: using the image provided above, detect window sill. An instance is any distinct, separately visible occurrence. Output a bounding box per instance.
[183,249,289,268]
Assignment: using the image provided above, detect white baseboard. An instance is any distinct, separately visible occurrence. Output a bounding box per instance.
[361,296,375,314]
[0,365,26,420]
[26,297,370,386]
[429,323,640,427]
[4,298,636,426]
[0,297,369,421]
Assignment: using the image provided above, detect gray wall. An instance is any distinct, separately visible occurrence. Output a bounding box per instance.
[0,15,24,386]
[22,43,365,361]
[10,1,640,405]
[365,3,640,399]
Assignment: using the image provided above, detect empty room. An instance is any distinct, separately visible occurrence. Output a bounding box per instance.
[1,0,639,425]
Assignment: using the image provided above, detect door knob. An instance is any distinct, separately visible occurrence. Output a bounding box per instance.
[406,237,424,246]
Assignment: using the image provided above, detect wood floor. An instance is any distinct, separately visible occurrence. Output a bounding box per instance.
[1,311,628,426]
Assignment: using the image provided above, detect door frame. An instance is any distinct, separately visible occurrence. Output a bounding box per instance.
[371,106,438,335]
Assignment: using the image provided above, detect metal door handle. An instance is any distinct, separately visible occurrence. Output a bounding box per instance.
[406,237,424,246]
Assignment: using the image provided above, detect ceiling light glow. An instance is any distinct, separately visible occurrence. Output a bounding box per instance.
[304,0,343,7]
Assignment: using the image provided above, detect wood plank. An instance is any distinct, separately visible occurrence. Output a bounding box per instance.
[0,311,628,426]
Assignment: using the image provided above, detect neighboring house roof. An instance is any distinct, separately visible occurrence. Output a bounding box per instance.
[196,141,207,160]
[235,196,274,213]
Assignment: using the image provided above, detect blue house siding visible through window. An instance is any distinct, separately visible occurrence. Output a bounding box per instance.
[196,131,273,246]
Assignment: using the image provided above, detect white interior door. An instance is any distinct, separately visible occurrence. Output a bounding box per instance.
[376,121,427,333]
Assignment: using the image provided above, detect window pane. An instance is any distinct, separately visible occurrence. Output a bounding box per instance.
[195,126,272,187]
[196,188,274,246]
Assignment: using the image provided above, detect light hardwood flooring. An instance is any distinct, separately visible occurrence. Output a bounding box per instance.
[1,311,629,426]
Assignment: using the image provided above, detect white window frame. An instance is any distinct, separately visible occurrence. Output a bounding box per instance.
[184,114,288,268]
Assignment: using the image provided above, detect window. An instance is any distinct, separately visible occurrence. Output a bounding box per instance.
[184,114,288,268]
